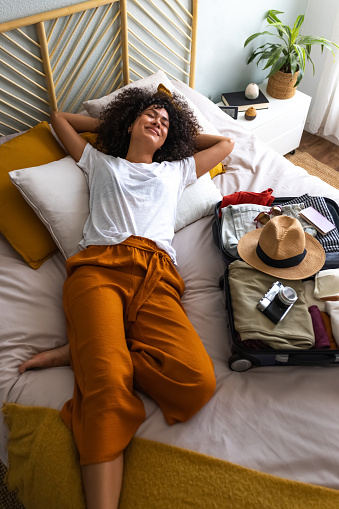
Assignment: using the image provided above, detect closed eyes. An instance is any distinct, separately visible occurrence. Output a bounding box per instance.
[145,110,169,127]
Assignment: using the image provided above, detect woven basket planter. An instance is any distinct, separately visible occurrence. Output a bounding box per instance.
[266,70,299,99]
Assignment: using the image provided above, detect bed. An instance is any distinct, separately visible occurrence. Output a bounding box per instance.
[1,1,339,508]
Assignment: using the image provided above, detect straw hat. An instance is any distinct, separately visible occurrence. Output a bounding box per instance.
[237,215,326,280]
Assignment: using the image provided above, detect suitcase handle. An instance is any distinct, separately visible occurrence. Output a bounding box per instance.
[283,353,339,366]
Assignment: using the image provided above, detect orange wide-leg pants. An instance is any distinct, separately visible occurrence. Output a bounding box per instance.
[60,236,216,465]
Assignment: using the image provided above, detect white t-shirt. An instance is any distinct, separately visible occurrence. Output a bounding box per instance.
[77,143,197,263]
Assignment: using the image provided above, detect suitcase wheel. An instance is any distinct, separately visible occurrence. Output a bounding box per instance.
[229,354,253,372]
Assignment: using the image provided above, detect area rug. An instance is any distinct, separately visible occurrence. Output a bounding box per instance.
[285,149,339,190]
[2,404,339,509]
[0,459,24,509]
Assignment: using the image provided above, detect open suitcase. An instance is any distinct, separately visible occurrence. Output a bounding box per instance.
[213,196,339,270]
[213,196,339,371]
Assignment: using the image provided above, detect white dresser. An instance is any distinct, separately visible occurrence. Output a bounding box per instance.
[218,82,311,155]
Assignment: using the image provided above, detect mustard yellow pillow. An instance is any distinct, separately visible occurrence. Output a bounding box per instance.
[80,131,98,146]
[0,122,66,269]
[209,162,226,179]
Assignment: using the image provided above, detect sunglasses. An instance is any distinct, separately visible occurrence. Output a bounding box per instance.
[254,206,282,228]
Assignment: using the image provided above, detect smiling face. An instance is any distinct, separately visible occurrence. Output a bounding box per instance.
[129,105,170,153]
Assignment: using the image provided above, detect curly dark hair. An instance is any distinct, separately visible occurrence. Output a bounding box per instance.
[95,86,201,162]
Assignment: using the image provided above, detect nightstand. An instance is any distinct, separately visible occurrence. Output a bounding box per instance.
[218,83,311,155]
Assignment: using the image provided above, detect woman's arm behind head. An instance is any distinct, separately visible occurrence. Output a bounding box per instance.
[50,111,100,162]
[193,133,235,178]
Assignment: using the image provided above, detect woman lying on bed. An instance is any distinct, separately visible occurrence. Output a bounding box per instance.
[18,86,234,509]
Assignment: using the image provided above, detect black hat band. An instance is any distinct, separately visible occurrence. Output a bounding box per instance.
[256,243,307,269]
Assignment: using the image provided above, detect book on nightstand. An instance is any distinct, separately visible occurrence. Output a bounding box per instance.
[221,90,269,111]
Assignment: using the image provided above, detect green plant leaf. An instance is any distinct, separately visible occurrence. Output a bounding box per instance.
[293,14,304,32]
[244,31,276,47]
[244,9,339,86]
[247,50,269,65]
[266,55,287,77]
[256,51,277,66]
[305,45,315,75]
[263,45,285,69]
[267,22,290,41]
[294,45,306,72]
[295,67,304,86]
[266,10,287,39]
[247,52,259,65]
[291,16,303,44]
[284,25,292,43]
[267,10,284,24]
[246,43,282,65]
[306,53,316,74]
[298,35,329,45]
[289,53,298,75]
[256,42,274,50]
[297,35,339,52]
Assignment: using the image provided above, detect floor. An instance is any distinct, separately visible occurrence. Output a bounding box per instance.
[298,131,339,172]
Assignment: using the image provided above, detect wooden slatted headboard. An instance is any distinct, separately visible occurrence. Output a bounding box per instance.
[0,0,198,136]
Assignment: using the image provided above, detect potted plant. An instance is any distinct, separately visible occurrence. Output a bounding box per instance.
[244,9,339,99]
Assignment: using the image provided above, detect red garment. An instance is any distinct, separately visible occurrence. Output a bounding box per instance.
[219,188,275,217]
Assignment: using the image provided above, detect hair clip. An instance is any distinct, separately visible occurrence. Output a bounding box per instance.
[156,83,172,97]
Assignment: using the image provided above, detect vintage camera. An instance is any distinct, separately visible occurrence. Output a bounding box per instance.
[257,281,298,324]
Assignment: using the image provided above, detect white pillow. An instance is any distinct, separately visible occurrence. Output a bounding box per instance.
[83,70,173,117]
[9,157,89,259]
[9,156,222,258]
[175,173,222,232]
[171,79,237,132]
[83,70,220,136]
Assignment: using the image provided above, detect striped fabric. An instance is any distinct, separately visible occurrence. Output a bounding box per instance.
[281,194,339,253]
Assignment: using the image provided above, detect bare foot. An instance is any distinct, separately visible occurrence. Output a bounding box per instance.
[19,344,70,374]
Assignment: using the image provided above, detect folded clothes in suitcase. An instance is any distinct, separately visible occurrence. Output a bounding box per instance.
[213,194,339,270]
[221,263,339,371]
[213,194,339,371]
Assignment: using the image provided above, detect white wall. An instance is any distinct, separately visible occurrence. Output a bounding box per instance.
[0,0,82,21]
[195,0,308,101]
[1,0,309,103]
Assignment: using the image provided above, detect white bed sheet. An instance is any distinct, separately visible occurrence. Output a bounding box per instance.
[1,84,339,491]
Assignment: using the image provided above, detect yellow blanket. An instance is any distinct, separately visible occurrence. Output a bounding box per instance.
[3,403,339,509]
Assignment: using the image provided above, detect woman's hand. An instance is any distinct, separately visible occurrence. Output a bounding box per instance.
[193,133,235,178]
[18,344,71,374]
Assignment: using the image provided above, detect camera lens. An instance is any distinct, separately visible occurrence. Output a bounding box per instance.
[277,286,297,307]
